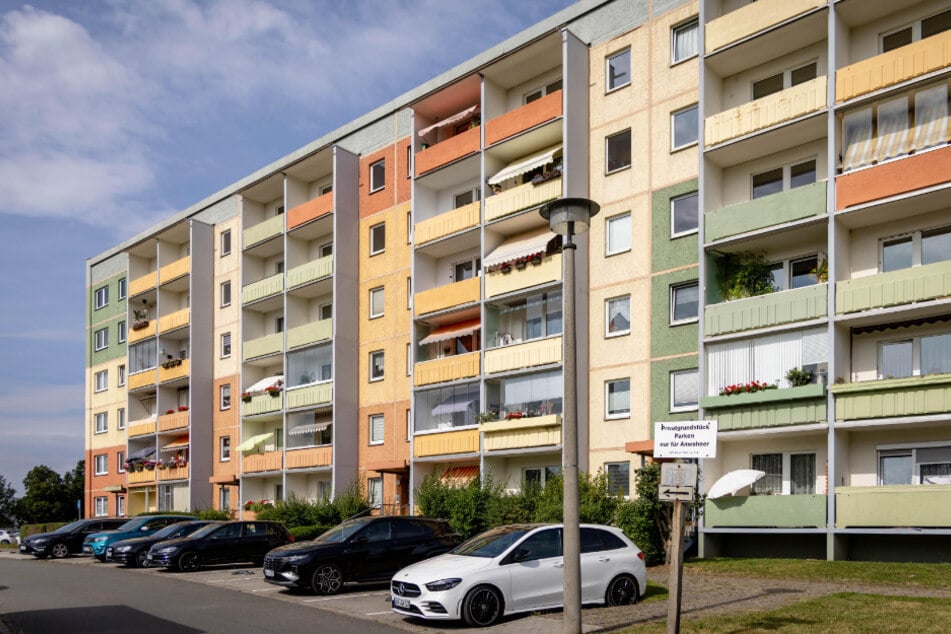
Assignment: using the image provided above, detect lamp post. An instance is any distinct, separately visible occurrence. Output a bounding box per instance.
[539,197,599,634]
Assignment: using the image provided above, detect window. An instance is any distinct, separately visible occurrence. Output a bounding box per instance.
[220,229,232,256]
[117,320,126,343]
[219,487,231,511]
[606,129,632,173]
[881,225,951,272]
[752,61,817,100]
[117,451,125,473]
[406,409,412,441]
[220,281,232,307]
[752,159,816,199]
[117,408,125,430]
[525,79,562,103]
[791,453,816,494]
[94,454,108,476]
[94,370,108,392]
[369,414,384,444]
[117,277,127,300]
[605,379,631,418]
[220,332,232,358]
[605,212,631,255]
[370,222,386,255]
[605,462,630,496]
[287,344,333,386]
[752,453,782,495]
[523,466,561,488]
[117,365,126,387]
[320,303,333,321]
[94,327,109,352]
[707,327,828,392]
[368,477,383,507]
[882,9,951,52]
[369,350,385,381]
[767,254,821,291]
[670,282,699,324]
[453,258,481,281]
[670,369,699,411]
[487,290,562,348]
[751,452,817,494]
[116,495,125,516]
[605,296,631,336]
[220,384,231,410]
[880,333,951,379]
[370,159,386,193]
[369,286,385,318]
[406,211,412,243]
[879,444,951,485]
[406,343,412,375]
[407,277,412,309]
[220,436,231,462]
[129,339,157,374]
[606,48,631,91]
[94,412,108,434]
[275,316,284,333]
[486,370,563,421]
[671,105,698,150]
[414,383,480,432]
[671,192,698,237]
[454,188,480,208]
[671,18,699,63]
[94,496,108,517]
[94,286,109,310]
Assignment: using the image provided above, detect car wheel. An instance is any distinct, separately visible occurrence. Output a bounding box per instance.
[50,542,69,559]
[605,574,640,606]
[461,585,503,628]
[0,539,9,544]
[177,551,201,572]
[310,563,344,595]
[135,551,149,568]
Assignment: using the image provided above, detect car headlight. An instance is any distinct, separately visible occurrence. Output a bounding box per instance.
[31,538,49,545]
[282,554,310,563]
[92,536,108,543]
[115,545,133,552]
[152,546,178,555]
[425,578,462,591]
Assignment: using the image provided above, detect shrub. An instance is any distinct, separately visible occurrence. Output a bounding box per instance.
[615,462,668,566]
[194,508,230,521]
[254,486,370,529]
[20,522,67,538]
[289,525,332,541]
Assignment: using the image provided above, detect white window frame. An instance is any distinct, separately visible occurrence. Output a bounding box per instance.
[220,229,232,256]
[94,286,109,310]
[220,384,231,410]
[95,412,108,434]
[220,332,232,358]
[117,451,125,473]
[370,222,386,255]
[117,278,127,300]
[670,192,699,238]
[94,454,108,476]
[406,342,412,376]
[877,441,951,485]
[751,61,817,100]
[751,157,817,200]
[768,254,822,292]
[319,241,333,258]
[606,47,631,92]
[94,370,108,393]
[369,350,385,382]
[605,212,631,255]
[220,281,232,307]
[94,496,108,517]
[524,79,562,104]
[369,286,385,319]
[369,414,384,445]
[220,436,231,462]
[670,281,699,325]
[880,9,951,53]
[880,225,951,273]
[117,407,125,430]
[453,187,480,208]
[605,129,632,174]
[117,320,126,343]
[877,334,951,379]
[118,365,126,387]
[523,465,561,488]
[670,368,699,412]
[605,295,631,337]
[671,18,699,64]
[368,477,383,507]
[406,409,412,442]
[671,104,699,150]
[94,327,109,352]
[370,159,386,193]
[605,378,631,419]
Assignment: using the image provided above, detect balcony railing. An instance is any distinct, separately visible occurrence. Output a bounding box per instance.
[835,259,951,315]
[837,30,951,103]
[485,90,562,146]
[286,446,333,469]
[287,320,333,349]
[484,178,561,222]
[158,308,189,333]
[704,494,826,528]
[242,393,282,416]
[287,192,333,230]
[705,76,826,147]
[836,144,951,210]
[243,273,284,304]
[829,373,951,421]
[158,358,189,383]
[128,320,156,344]
[287,255,333,289]
[157,464,189,481]
[705,0,825,54]
[835,485,951,528]
[243,215,283,249]
[157,410,189,432]
[414,277,480,316]
[700,384,827,431]
[242,450,283,474]
[128,418,156,437]
[243,333,283,361]
[480,414,561,452]
[127,469,157,485]
[414,351,480,387]
[415,126,480,176]
[485,253,561,298]
[129,272,157,297]
[286,383,333,409]
[484,336,562,374]
[158,256,189,285]
[705,180,827,243]
[415,201,480,246]
[127,370,155,391]
[413,428,480,458]
[704,284,827,337]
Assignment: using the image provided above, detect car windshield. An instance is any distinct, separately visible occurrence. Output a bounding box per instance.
[452,526,532,558]
[117,518,142,531]
[151,522,198,540]
[185,523,223,539]
[313,518,371,544]
[54,520,91,534]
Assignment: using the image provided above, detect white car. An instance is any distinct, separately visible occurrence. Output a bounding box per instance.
[390,523,646,627]
[0,529,17,545]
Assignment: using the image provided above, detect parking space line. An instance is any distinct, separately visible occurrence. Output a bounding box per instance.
[303,591,379,603]
[252,588,279,593]
[364,610,393,616]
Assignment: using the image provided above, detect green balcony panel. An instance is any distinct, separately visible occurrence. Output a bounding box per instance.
[836,260,951,314]
[704,284,827,337]
[243,215,283,248]
[243,273,284,304]
[701,384,826,430]
[286,383,333,409]
[830,373,951,420]
[704,494,826,528]
[287,255,333,289]
[705,180,827,243]
[287,320,333,349]
[835,486,951,528]
[242,394,282,416]
[242,332,283,361]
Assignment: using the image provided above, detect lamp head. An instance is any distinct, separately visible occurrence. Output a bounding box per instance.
[539,197,600,237]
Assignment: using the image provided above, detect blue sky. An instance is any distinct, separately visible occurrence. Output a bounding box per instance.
[0,0,577,495]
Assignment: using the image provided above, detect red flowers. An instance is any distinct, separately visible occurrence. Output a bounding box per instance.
[505,411,524,420]
[719,380,777,396]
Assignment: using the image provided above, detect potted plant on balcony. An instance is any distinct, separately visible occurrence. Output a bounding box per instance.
[165,409,175,415]
[241,392,252,402]
[476,411,498,424]
[144,460,156,471]
[786,367,814,387]
[718,251,775,300]
[719,380,777,396]
[157,460,168,470]
[266,386,281,397]
[810,258,828,283]
[499,262,512,274]
[505,410,524,420]
[177,405,188,412]
[514,257,528,270]
[530,253,543,266]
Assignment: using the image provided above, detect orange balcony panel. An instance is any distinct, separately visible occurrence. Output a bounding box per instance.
[414,277,480,316]
[288,192,334,230]
[242,451,283,473]
[128,320,156,344]
[286,446,332,469]
[837,30,951,103]
[158,410,189,432]
[485,90,562,146]
[836,145,951,210]
[415,127,480,176]
[159,256,190,285]
[158,358,190,383]
[158,308,189,333]
[158,465,189,481]
[128,371,155,391]
[129,272,157,297]
[128,419,156,437]
[414,351,481,387]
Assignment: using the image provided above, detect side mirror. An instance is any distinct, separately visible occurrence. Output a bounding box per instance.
[511,547,531,563]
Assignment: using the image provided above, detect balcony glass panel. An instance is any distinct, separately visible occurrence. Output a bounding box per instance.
[415,382,479,433]
[287,344,332,387]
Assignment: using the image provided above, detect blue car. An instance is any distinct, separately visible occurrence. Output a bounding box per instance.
[83,515,190,561]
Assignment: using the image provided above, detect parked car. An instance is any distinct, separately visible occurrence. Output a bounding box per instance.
[83,515,192,561]
[19,518,127,559]
[0,528,18,545]
[264,516,462,595]
[146,521,292,572]
[391,523,646,627]
[106,520,215,567]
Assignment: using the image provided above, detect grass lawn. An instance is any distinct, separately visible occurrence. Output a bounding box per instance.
[683,558,951,588]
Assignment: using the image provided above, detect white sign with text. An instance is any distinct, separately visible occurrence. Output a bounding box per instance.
[654,420,718,459]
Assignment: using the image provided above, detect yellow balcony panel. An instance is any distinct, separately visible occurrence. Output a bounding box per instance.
[287,255,333,289]
[287,320,333,349]
[414,352,480,387]
[485,178,561,222]
[414,428,480,458]
[286,383,333,409]
[242,450,283,473]
[128,320,157,344]
[157,464,189,481]
[415,201,481,246]
[158,308,189,333]
[835,485,951,528]
[243,215,283,248]
[128,371,155,391]
[485,253,561,298]
[484,336,562,374]
[705,76,826,147]
[837,30,951,103]
[705,0,825,54]
[127,469,157,485]
[480,414,561,452]
[129,272,157,297]
[415,277,480,316]
[158,256,190,285]
[286,446,332,469]
[836,260,951,315]
[830,373,951,421]
[243,332,283,361]
[243,273,284,304]
[242,393,283,416]
[128,419,156,437]
[157,410,189,432]
[158,358,189,383]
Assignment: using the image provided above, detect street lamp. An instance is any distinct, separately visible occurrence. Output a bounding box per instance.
[539,197,599,634]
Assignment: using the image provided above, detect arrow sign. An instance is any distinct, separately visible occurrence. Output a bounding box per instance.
[658,485,694,501]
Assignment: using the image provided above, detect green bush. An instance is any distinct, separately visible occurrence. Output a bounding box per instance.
[20,522,67,538]
[254,486,370,529]
[289,525,332,541]
[194,509,230,521]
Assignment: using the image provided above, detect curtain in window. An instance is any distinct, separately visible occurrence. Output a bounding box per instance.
[502,371,562,410]
[607,379,630,414]
[751,454,782,494]
[874,96,910,162]
[921,333,951,375]
[607,298,630,333]
[672,370,699,408]
[913,84,949,151]
[753,330,801,387]
[706,339,751,395]
[801,328,828,366]
[790,454,816,494]
[673,23,698,62]
[841,108,874,171]
[880,341,913,378]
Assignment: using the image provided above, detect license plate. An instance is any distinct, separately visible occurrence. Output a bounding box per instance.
[393,597,411,609]
[264,569,274,577]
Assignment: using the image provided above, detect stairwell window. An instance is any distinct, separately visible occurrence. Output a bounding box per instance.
[606,48,631,91]
[370,159,386,193]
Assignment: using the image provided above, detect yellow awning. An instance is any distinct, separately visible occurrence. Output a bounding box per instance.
[484,226,557,268]
[236,433,272,452]
[161,435,190,453]
[488,144,561,185]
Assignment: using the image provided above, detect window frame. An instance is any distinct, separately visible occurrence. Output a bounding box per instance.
[220,332,232,359]
[94,286,109,310]
[369,350,385,382]
[220,384,231,410]
[370,222,386,255]
[220,436,231,462]
[671,104,699,151]
[220,229,232,256]
[369,159,386,193]
[369,286,385,319]
[117,278,127,300]
[94,496,108,517]
[369,414,385,445]
[220,280,232,308]
[117,407,125,430]
[880,224,951,272]
[117,365,126,387]
[605,378,631,419]
[605,461,631,497]
[751,60,817,100]
[94,412,108,434]
[670,192,699,238]
[670,368,700,412]
[605,128,632,174]
[117,320,127,344]
[671,18,699,65]
[605,212,632,255]
[94,327,109,352]
[751,158,817,200]
[606,47,631,92]
[605,295,631,337]
[670,281,700,325]
[880,9,951,53]
[94,370,109,393]
[94,454,108,476]
[117,451,126,473]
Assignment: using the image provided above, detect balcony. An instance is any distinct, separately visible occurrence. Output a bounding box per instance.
[705,77,826,147]
[835,259,951,315]
[287,192,333,230]
[836,145,951,210]
[700,384,827,431]
[414,277,480,316]
[242,393,283,416]
[485,178,561,222]
[158,308,189,333]
[415,126,480,176]
[128,418,156,437]
[128,371,155,391]
[705,0,825,54]
[484,337,561,374]
[837,30,951,103]
[243,215,283,249]
[413,428,479,458]
[829,373,951,421]
[286,383,333,409]
[158,358,189,384]
[287,320,332,349]
[287,255,333,289]
[415,201,480,246]
[485,90,562,147]
[485,253,561,298]
[157,464,189,481]
[480,414,561,452]
[243,273,284,305]
[128,320,156,344]
[706,180,827,243]
[703,494,826,528]
[242,450,283,474]
[286,446,332,469]
[127,469,157,485]
[704,284,828,337]
[414,351,480,387]
[835,485,951,528]
[243,333,283,361]
[158,256,189,285]
[129,271,157,297]
[157,410,189,432]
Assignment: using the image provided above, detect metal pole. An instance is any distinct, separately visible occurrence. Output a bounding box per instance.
[562,230,581,634]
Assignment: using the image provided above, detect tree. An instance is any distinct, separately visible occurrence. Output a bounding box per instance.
[62,460,85,519]
[0,475,17,526]
[15,465,71,524]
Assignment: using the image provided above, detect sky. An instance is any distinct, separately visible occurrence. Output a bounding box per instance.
[0,0,579,495]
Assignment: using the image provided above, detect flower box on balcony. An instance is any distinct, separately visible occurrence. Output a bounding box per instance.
[701,383,826,409]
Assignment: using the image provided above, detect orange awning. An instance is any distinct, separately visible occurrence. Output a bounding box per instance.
[161,435,190,453]
[483,226,557,268]
[442,465,479,484]
[419,319,481,346]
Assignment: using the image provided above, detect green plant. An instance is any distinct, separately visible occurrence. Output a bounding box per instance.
[810,258,828,283]
[476,411,498,424]
[786,367,814,387]
[718,251,775,300]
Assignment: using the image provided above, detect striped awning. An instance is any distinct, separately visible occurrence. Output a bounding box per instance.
[488,144,561,185]
[128,446,156,461]
[419,319,481,346]
[289,421,331,436]
[161,436,190,453]
[441,465,479,484]
[418,105,479,137]
[484,226,557,268]
[237,433,272,452]
[244,375,284,394]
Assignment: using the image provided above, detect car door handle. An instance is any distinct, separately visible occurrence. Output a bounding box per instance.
[598,557,611,562]
[554,562,564,568]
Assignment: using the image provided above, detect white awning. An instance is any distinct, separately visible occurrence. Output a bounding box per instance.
[418,105,479,137]
[244,375,283,394]
[488,144,561,185]
[432,393,478,416]
[419,319,481,346]
[236,433,272,452]
[484,227,557,268]
[289,422,331,436]
[161,436,190,453]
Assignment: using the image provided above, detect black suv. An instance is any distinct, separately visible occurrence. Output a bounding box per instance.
[264,516,462,595]
[106,520,215,567]
[146,521,292,571]
[19,518,127,559]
